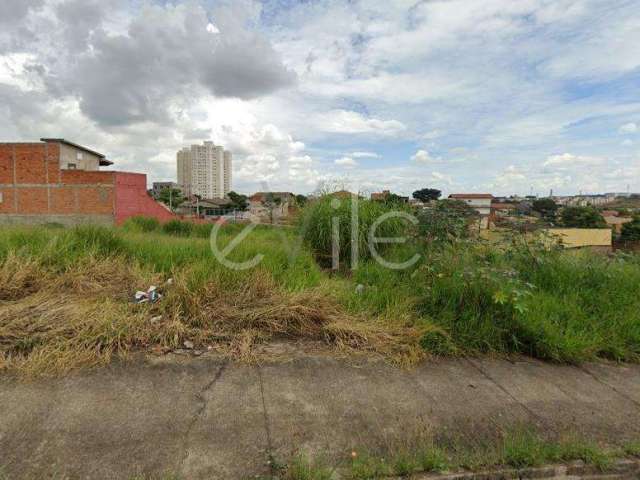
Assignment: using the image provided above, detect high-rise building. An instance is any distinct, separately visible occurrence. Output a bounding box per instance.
[176,141,232,199]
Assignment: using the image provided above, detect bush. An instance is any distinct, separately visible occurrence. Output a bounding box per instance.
[417,240,640,362]
[161,219,193,236]
[69,225,126,257]
[620,217,640,241]
[299,195,412,267]
[417,199,478,242]
[121,216,160,233]
[560,206,606,228]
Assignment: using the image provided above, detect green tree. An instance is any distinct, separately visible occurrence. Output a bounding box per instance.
[418,199,479,242]
[412,188,442,203]
[227,191,249,211]
[620,216,640,241]
[295,194,308,207]
[158,188,185,210]
[382,192,407,206]
[560,206,606,228]
[532,198,559,221]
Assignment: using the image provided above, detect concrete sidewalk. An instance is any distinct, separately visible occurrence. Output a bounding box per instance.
[1,350,640,479]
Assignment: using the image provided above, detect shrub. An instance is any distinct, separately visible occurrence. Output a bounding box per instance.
[299,195,412,267]
[560,206,606,228]
[620,216,640,241]
[121,216,160,233]
[69,225,125,257]
[417,199,478,242]
[161,219,193,236]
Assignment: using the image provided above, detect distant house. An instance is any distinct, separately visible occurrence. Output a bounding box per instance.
[177,197,233,219]
[449,193,494,229]
[249,192,294,223]
[491,202,518,217]
[554,194,616,207]
[603,215,633,234]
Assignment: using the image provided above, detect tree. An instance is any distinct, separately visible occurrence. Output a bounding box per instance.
[158,188,185,210]
[295,194,308,207]
[412,188,441,203]
[532,198,559,221]
[228,191,248,211]
[559,206,606,228]
[620,216,640,241]
[418,199,479,242]
[382,192,407,206]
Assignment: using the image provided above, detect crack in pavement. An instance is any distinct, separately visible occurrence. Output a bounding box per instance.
[578,365,640,410]
[256,364,276,470]
[464,358,553,433]
[178,361,229,474]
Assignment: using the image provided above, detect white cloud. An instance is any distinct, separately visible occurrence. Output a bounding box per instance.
[422,130,441,140]
[542,153,605,170]
[335,156,358,168]
[622,139,634,147]
[619,122,638,134]
[411,149,435,164]
[314,109,406,136]
[351,151,379,158]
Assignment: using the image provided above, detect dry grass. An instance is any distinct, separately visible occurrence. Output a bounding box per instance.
[0,255,427,377]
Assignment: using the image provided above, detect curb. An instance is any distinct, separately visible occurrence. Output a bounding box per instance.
[390,459,640,480]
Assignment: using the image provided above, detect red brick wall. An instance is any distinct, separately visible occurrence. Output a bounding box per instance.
[1,142,178,226]
[0,143,115,221]
[0,145,13,184]
[114,172,178,225]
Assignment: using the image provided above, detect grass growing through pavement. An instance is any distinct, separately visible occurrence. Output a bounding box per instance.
[276,429,638,480]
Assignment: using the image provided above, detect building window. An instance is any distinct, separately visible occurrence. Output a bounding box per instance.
[68,163,77,169]
[76,152,83,161]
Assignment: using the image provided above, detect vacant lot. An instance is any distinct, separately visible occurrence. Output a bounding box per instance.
[1,201,640,375]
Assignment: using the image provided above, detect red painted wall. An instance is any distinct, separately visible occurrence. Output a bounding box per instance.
[114,172,178,225]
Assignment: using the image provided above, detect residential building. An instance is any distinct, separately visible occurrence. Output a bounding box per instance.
[553,194,616,207]
[603,215,633,234]
[177,141,232,199]
[249,192,294,223]
[177,197,234,218]
[0,139,176,226]
[448,194,493,215]
[449,193,494,229]
[491,202,518,217]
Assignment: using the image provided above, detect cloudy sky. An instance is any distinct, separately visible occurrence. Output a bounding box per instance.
[1,0,639,196]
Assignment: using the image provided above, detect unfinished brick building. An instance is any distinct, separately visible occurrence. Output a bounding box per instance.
[0,139,177,226]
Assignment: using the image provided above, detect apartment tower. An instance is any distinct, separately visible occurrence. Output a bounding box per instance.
[177,141,232,199]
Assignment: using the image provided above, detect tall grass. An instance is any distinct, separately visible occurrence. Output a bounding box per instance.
[0,223,427,375]
[1,213,640,374]
[298,196,412,267]
[416,239,640,362]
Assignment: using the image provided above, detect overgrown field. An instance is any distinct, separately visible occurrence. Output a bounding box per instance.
[1,201,640,375]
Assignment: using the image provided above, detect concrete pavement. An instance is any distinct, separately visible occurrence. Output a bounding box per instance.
[1,347,640,479]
